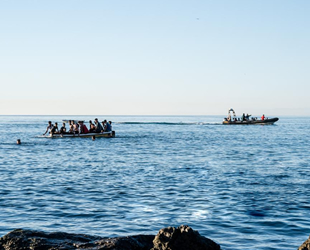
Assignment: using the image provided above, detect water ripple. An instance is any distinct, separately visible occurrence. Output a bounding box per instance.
[0,116,309,250]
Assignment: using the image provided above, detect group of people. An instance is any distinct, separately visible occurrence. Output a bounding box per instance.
[241,113,252,121]
[241,113,265,121]
[226,113,266,122]
[43,118,112,136]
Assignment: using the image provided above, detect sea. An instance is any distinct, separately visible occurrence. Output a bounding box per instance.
[0,115,309,250]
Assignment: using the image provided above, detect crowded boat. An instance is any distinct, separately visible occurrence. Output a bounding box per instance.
[42,118,115,138]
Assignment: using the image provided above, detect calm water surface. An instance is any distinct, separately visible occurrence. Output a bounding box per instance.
[0,115,309,250]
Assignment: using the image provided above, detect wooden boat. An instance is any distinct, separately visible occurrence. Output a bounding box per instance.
[223,117,279,125]
[43,131,115,138]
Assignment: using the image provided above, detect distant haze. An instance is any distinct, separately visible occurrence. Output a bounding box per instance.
[1,0,309,116]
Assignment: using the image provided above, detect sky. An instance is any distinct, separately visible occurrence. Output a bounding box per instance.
[0,0,309,116]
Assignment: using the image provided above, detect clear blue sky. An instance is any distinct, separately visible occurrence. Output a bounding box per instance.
[0,0,309,116]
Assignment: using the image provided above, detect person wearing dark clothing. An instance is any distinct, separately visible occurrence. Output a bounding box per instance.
[51,122,59,134]
[245,113,251,120]
[94,118,103,133]
[89,123,96,133]
[60,123,66,134]
[105,121,112,132]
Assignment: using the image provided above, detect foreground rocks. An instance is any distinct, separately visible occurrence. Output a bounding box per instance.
[0,225,220,250]
[152,226,220,250]
[299,236,310,250]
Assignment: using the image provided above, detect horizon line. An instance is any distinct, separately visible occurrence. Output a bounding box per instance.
[0,114,308,117]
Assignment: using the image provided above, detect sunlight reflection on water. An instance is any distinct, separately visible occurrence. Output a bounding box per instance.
[0,115,309,250]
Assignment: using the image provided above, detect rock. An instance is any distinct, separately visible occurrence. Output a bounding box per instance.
[0,229,154,250]
[151,225,220,250]
[96,235,154,250]
[0,225,220,250]
[299,236,310,250]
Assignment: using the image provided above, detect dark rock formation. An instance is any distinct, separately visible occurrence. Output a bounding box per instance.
[299,236,310,250]
[151,225,220,250]
[0,229,154,250]
[0,225,220,250]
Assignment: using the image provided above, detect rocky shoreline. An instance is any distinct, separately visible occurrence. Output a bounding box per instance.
[1,225,309,250]
[0,225,220,250]
[299,236,310,250]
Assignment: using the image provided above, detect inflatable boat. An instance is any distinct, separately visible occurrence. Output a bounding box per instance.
[223,108,279,125]
[222,117,279,125]
[42,131,115,138]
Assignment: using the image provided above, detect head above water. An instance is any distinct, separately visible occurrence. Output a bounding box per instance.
[16,139,21,145]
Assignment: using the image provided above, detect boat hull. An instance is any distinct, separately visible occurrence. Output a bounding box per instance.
[43,131,115,138]
[222,118,279,125]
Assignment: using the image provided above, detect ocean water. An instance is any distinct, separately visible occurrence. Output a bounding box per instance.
[0,115,309,250]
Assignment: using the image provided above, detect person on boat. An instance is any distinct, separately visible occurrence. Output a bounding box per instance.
[245,113,251,120]
[79,121,89,134]
[51,122,59,134]
[107,121,112,132]
[43,121,54,135]
[101,121,106,131]
[102,120,108,132]
[94,118,103,133]
[261,114,265,121]
[241,113,245,121]
[72,121,80,135]
[60,122,66,134]
[68,120,74,133]
[89,123,96,133]
[89,120,94,131]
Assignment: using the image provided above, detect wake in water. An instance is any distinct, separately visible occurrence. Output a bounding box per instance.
[115,122,222,125]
